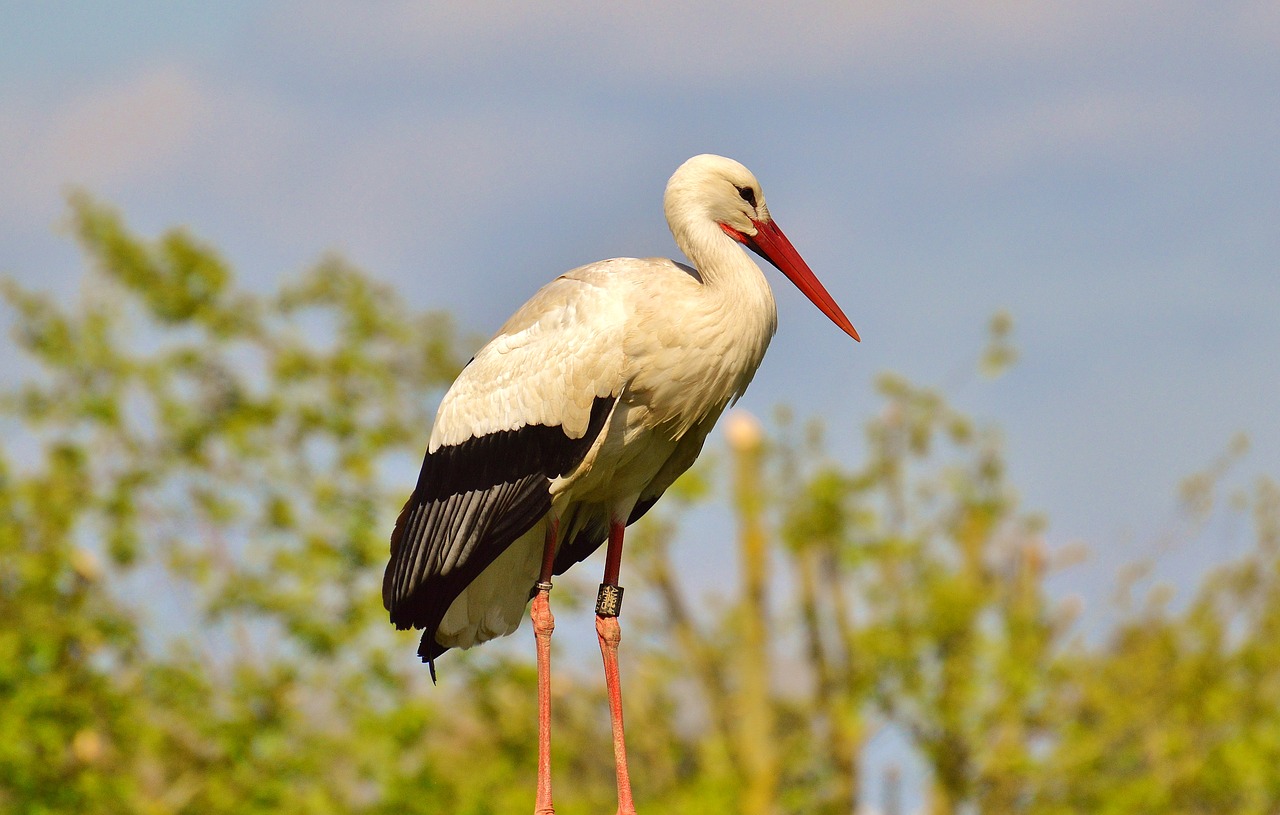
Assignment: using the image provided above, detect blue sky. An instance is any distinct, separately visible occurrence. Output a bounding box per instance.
[2,2,1278,805]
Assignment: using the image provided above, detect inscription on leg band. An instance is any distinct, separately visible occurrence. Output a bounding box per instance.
[596,583,624,617]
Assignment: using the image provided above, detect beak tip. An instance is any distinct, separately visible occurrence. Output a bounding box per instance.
[752,217,861,344]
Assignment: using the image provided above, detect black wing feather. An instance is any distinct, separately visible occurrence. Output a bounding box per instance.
[384,396,615,662]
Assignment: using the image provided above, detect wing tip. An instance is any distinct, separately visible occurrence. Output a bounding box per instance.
[418,632,448,684]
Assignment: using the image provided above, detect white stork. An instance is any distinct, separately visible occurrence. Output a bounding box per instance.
[384,154,858,814]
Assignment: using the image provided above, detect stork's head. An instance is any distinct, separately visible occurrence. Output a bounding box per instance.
[664,154,860,342]
[664,154,767,237]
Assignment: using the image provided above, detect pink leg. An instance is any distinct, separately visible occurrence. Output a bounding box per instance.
[532,590,555,814]
[597,614,636,814]
[532,520,559,815]
[597,519,636,815]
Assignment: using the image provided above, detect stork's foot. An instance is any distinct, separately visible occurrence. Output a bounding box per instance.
[532,587,556,815]
[597,611,636,815]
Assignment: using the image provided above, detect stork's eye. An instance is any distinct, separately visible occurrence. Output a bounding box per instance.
[736,185,757,208]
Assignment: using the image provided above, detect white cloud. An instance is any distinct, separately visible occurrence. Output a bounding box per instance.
[0,66,209,225]
[168,92,655,284]
[958,90,1206,175]
[263,1,1201,88]
[1233,0,1280,51]
[0,57,644,289]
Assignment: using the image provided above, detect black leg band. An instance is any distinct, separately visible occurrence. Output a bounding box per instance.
[596,583,624,617]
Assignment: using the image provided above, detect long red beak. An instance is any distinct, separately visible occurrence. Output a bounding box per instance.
[728,219,860,341]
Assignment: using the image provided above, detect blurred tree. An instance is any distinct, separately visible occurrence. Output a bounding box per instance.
[1026,463,1280,815]
[0,440,142,814]
[628,357,1067,814]
[1,193,471,813]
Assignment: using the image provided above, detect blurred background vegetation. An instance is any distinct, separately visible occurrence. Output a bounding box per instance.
[3,198,1279,814]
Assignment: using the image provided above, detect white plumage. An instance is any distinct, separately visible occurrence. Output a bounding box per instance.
[384,154,858,666]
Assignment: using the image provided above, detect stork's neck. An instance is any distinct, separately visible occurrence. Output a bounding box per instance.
[653,206,778,424]
[670,214,778,349]
[672,213,773,294]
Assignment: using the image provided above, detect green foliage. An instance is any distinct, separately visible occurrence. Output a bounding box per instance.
[0,445,140,814]
[2,194,472,813]
[3,197,1278,813]
[1028,475,1280,815]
